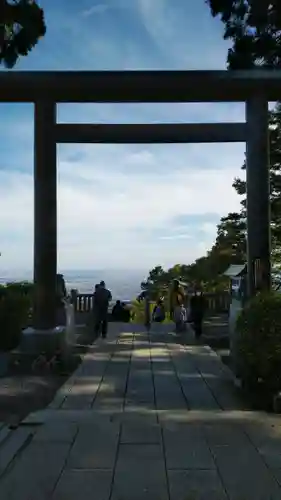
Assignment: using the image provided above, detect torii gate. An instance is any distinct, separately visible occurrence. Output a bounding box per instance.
[0,70,277,331]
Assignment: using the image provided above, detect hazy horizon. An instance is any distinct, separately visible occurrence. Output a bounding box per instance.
[0,268,147,298]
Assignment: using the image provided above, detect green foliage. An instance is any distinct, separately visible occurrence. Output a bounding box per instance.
[236,292,281,392]
[131,299,146,324]
[141,264,191,299]
[0,281,33,351]
[231,105,281,263]
[141,266,167,299]
[131,299,172,324]
[207,0,281,69]
[0,0,46,68]
[141,260,229,301]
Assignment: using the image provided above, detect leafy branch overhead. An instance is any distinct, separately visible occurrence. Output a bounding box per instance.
[207,0,281,69]
[0,0,46,68]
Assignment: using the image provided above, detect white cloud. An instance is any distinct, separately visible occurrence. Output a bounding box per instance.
[135,0,231,69]
[0,145,245,271]
[0,0,248,273]
[81,3,110,17]
[159,234,194,240]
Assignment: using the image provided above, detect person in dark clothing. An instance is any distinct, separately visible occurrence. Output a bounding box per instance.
[121,302,131,322]
[152,299,165,323]
[93,281,112,338]
[189,290,207,339]
[111,300,123,321]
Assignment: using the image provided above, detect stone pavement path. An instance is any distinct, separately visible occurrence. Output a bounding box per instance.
[1,326,281,499]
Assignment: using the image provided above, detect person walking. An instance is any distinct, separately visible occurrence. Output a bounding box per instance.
[93,281,112,338]
[189,289,207,339]
[174,302,188,333]
[169,279,186,333]
[152,298,165,323]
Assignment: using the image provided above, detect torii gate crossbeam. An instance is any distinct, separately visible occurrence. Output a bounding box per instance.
[0,70,275,331]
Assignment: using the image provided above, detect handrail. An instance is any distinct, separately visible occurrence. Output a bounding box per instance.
[72,291,230,314]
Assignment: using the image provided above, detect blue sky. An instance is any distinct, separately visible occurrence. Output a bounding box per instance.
[0,0,246,272]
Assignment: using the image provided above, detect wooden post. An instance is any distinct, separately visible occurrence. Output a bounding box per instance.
[33,100,57,330]
[246,95,271,297]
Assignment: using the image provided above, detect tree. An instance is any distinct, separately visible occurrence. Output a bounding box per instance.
[0,0,46,68]
[186,213,246,290]
[207,0,281,266]
[142,1,281,294]
[141,266,167,298]
[232,103,281,262]
[216,213,246,256]
[207,0,281,69]
[207,212,246,276]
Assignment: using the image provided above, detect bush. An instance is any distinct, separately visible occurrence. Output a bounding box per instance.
[0,282,33,351]
[131,299,172,324]
[131,299,146,323]
[236,291,281,393]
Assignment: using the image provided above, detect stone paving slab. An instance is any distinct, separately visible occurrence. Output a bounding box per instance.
[163,422,215,470]
[93,348,131,412]
[211,443,281,499]
[204,422,281,499]
[1,441,71,500]
[66,421,120,470]
[32,421,78,443]
[2,329,281,499]
[167,344,221,410]
[120,420,162,444]
[111,444,168,500]
[52,470,113,500]
[168,470,227,500]
[60,376,105,410]
[56,337,120,407]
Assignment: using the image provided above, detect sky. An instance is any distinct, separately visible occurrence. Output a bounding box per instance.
[0,0,247,273]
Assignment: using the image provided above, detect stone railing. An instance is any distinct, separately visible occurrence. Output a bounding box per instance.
[72,292,94,313]
[70,291,92,325]
[204,292,230,314]
[71,289,230,318]
[71,291,115,314]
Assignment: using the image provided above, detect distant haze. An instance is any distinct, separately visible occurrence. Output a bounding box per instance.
[0,269,146,301]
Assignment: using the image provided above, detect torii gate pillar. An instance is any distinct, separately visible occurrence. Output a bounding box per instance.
[33,100,57,330]
[246,95,271,297]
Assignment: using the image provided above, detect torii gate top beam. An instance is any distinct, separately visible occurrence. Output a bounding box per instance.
[0,70,281,103]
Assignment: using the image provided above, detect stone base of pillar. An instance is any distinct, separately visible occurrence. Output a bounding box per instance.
[16,302,77,367]
[20,326,66,356]
[19,325,76,368]
[228,298,243,377]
